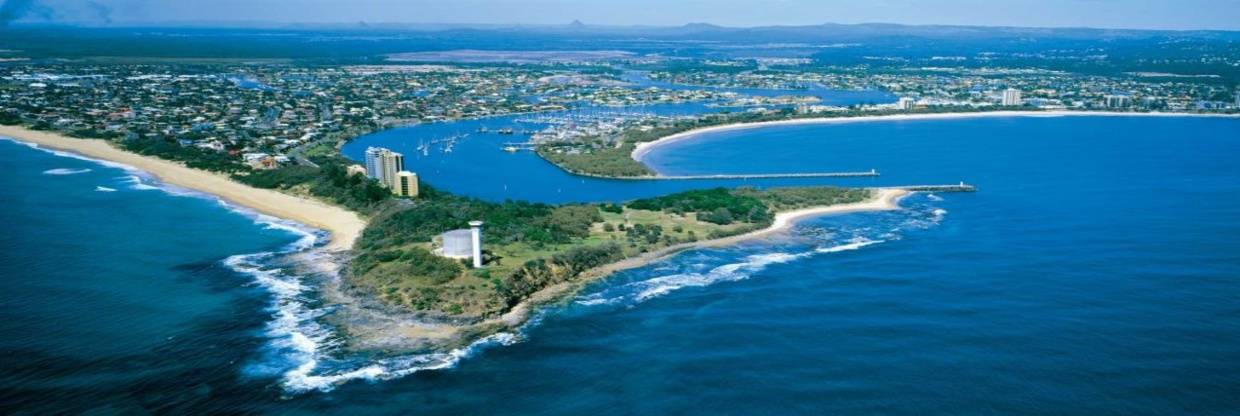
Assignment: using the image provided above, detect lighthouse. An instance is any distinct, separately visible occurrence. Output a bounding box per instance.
[469,221,484,268]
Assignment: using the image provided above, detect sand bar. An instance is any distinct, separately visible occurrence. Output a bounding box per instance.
[632,110,1240,162]
[0,126,365,251]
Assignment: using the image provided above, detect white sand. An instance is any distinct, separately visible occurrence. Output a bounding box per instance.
[695,188,909,249]
[632,110,1240,162]
[1,126,366,251]
[605,188,908,272]
[494,187,910,327]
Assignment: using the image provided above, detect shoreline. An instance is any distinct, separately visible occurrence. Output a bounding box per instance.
[631,110,1240,163]
[0,123,909,355]
[0,125,366,251]
[492,187,909,329]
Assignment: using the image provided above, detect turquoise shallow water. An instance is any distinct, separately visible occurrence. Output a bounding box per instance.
[3,114,1240,414]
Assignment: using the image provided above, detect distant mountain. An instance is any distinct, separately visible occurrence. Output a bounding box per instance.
[15,20,1238,40]
[5,20,1237,62]
[511,21,1239,41]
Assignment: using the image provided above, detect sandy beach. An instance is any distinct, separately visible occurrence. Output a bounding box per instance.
[616,187,908,261]
[631,110,1240,163]
[589,187,908,275]
[494,187,909,328]
[0,126,366,251]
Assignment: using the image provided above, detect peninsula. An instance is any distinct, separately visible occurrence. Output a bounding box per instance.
[12,48,1231,352]
[0,123,929,352]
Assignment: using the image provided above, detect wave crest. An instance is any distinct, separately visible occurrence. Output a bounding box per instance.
[44,168,92,175]
[578,238,884,307]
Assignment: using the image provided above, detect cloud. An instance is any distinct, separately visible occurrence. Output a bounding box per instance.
[0,0,113,26]
[0,0,51,25]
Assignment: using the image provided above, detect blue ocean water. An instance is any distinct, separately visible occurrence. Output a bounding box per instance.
[0,139,317,412]
[342,89,893,204]
[4,114,1240,414]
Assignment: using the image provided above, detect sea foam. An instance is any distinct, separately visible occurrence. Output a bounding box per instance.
[230,240,524,393]
[3,135,369,394]
[578,237,886,307]
[5,135,519,394]
[221,208,519,394]
[43,168,92,175]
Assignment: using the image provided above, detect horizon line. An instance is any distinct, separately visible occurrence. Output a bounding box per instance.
[8,19,1240,34]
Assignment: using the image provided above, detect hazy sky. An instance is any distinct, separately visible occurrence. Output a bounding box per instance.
[11,0,1240,30]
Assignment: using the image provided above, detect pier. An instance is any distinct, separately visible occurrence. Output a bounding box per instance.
[648,169,881,181]
[883,183,978,192]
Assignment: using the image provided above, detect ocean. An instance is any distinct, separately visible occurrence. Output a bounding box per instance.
[3,114,1239,414]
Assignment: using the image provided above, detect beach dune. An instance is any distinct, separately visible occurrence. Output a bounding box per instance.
[0,126,365,251]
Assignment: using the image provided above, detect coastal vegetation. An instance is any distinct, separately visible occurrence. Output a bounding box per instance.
[345,185,871,318]
[6,35,1235,345]
[120,135,250,173]
[14,122,870,320]
[537,142,654,177]
[239,162,392,212]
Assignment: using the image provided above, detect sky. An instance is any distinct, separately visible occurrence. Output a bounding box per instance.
[6,0,1240,30]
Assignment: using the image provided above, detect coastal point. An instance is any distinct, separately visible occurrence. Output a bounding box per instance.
[4,9,1240,413]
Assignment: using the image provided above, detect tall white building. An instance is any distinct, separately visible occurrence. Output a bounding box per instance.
[1105,95,1132,108]
[381,151,403,188]
[363,146,404,188]
[897,97,916,110]
[1002,88,1022,106]
[394,171,419,197]
[364,147,384,181]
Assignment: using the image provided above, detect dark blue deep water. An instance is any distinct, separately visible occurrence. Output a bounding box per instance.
[4,114,1240,414]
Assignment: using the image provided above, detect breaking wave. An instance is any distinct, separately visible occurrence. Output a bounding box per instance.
[816,238,883,253]
[121,174,161,190]
[3,137,137,173]
[43,168,92,175]
[237,197,945,394]
[577,237,884,307]
[228,243,525,393]
[220,206,534,394]
[7,135,961,394]
[6,134,534,394]
[575,193,948,310]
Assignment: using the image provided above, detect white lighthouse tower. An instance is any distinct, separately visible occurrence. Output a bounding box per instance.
[469,221,484,268]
